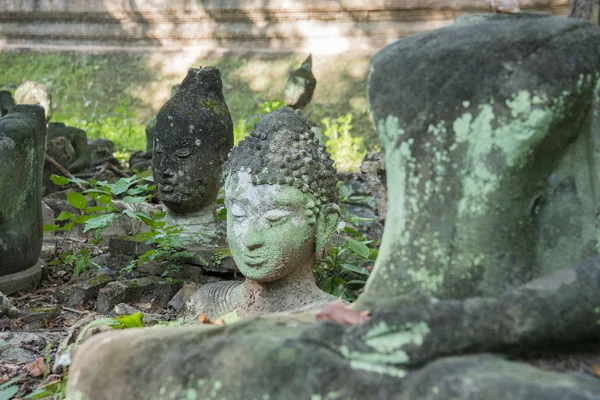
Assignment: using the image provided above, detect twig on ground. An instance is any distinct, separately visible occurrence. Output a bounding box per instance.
[62,307,87,315]
[91,165,108,181]
[45,154,85,191]
[103,162,130,178]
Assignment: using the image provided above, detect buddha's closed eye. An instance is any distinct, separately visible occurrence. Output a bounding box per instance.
[175,148,192,157]
[264,209,291,222]
[231,205,246,219]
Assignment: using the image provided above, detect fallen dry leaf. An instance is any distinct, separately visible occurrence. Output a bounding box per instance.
[199,314,212,324]
[26,357,45,377]
[0,374,8,384]
[316,301,371,325]
[593,365,600,378]
[41,373,63,386]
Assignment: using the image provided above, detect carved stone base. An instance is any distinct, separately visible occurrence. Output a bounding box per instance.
[0,259,43,295]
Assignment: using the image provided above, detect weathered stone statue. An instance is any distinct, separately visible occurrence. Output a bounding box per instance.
[15,81,52,123]
[284,54,316,109]
[0,105,46,294]
[46,122,90,173]
[152,67,233,245]
[184,106,340,320]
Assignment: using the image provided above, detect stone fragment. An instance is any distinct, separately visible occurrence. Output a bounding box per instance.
[54,271,115,307]
[47,122,90,173]
[167,283,199,313]
[15,80,52,122]
[41,200,55,226]
[20,304,61,329]
[96,276,181,314]
[0,331,64,364]
[88,138,119,167]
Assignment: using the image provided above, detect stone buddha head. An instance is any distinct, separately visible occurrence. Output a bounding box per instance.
[222,107,340,283]
[152,67,233,216]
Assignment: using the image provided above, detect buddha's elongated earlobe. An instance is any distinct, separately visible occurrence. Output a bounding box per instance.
[315,203,341,260]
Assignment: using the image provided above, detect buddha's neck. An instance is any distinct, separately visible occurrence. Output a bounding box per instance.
[241,262,322,303]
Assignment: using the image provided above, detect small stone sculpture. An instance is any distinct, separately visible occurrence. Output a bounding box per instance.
[15,80,52,123]
[152,67,233,245]
[284,54,317,109]
[185,106,341,320]
[0,105,46,294]
[47,122,90,173]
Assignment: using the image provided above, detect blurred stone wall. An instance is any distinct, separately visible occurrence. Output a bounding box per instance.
[0,0,568,53]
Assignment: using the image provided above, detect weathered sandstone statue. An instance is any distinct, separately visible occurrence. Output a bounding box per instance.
[15,80,52,123]
[183,107,340,320]
[47,122,90,173]
[67,14,600,400]
[152,67,233,245]
[0,105,46,294]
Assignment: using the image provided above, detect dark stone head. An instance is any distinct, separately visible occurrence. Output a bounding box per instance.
[152,67,234,214]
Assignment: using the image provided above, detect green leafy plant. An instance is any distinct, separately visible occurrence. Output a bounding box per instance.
[314,221,377,302]
[45,173,191,276]
[322,114,366,172]
[123,224,194,277]
[48,248,100,278]
[44,173,156,238]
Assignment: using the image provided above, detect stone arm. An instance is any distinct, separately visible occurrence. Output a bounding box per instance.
[343,257,600,368]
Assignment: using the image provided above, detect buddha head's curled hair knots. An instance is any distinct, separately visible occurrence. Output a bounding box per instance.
[222,107,338,212]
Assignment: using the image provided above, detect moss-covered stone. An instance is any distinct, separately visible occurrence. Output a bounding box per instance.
[361,13,600,305]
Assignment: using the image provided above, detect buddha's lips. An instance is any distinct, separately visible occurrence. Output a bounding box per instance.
[243,256,265,267]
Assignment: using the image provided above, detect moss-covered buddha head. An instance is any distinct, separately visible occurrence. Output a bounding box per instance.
[222,107,340,282]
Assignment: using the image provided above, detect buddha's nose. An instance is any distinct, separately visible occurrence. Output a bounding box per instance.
[241,223,265,250]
